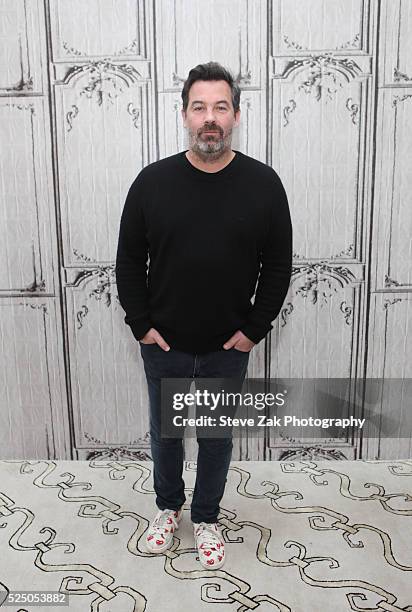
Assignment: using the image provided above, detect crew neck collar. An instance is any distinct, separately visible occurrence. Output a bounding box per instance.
[178,149,241,181]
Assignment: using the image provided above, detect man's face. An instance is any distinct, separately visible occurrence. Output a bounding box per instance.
[181,80,240,160]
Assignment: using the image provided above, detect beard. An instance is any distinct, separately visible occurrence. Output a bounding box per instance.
[186,126,233,162]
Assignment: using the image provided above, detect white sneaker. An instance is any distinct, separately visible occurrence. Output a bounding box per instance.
[145,508,183,553]
[193,522,225,568]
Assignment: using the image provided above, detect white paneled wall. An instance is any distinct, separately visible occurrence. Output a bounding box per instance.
[0,0,411,460]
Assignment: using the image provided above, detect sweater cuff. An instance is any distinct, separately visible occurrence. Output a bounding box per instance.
[126,317,152,342]
[239,322,273,345]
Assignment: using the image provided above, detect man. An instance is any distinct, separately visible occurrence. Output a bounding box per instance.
[115,61,292,569]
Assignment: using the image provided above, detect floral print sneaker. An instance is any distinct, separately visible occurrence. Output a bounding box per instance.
[145,508,183,553]
[193,522,225,569]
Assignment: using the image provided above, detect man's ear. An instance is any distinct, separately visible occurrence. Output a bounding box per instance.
[234,108,241,127]
[181,108,187,127]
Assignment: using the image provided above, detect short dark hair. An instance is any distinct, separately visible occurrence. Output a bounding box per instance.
[181,61,241,113]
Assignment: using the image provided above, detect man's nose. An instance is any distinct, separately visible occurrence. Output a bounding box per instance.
[204,108,217,122]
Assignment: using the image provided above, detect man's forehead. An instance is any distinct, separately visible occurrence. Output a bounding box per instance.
[189,98,230,105]
[189,80,231,100]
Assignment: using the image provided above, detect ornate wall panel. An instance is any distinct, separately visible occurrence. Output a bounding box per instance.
[271,279,364,378]
[271,55,373,262]
[0,0,45,94]
[64,266,151,458]
[54,74,152,265]
[46,0,155,461]
[363,294,412,460]
[272,0,369,54]
[49,0,150,61]
[265,0,379,460]
[366,295,412,379]
[380,0,412,86]
[155,0,266,91]
[0,1,66,459]
[266,281,364,460]
[0,99,56,293]
[372,88,412,291]
[0,298,70,458]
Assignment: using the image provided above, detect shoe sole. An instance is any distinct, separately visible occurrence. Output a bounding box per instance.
[145,512,182,554]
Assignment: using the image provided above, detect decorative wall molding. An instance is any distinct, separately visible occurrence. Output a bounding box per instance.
[283,99,296,126]
[62,38,139,58]
[331,244,355,260]
[127,102,141,128]
[24,278,46,292]
[84,431,149,447]
[18,302,48,313]
[275,54,363,102]
[291,263,356,305]
[66,104,78,131]
[340,301,353,326]
[280,302,294,327]
[66,252,118,329]
[392,93,412,107]
[384,274,407,288]
[278,447,348,461]
[279,294,354,327]
[282,33,361,52]
[294,243,354,261]
[1,20,33,92]
[84,448,151,461]
[3,102,35,114]
[283,35,307,51]
[297,55,362,101]
[393,67,412,82]
[382,298,403,311]
[346,97,360,125]
[337,33,361,50]
[56,61,143,107]
[69,265,118,330]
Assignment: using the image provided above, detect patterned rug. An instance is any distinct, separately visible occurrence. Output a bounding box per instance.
[0,459,411,611]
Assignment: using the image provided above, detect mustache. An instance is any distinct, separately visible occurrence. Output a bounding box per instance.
[200,126,221,133]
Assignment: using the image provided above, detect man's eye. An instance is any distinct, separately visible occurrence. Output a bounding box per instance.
[192,106,227,111]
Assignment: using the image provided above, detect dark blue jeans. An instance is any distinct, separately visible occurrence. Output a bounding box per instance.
[139,343,250,523]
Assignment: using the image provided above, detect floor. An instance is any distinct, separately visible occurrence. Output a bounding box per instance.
[0,459,411,612]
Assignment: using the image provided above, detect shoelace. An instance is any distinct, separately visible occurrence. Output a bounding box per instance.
[150,509,179,535]
[194,522,224,548]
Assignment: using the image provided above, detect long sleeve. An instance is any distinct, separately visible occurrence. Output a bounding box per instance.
[240,175,293,344]
[115,174,152,342]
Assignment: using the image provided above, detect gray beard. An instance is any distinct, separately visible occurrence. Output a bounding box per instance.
[186,128,233,162]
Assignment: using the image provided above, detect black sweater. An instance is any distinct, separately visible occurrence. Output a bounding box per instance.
[115,150,293,354]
